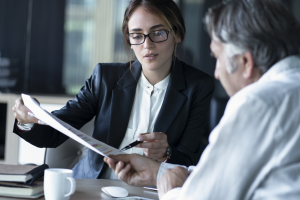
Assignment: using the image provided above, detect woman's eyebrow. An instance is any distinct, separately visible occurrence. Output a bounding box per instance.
[129,28,143,32]
[129,24,165,32]
[149,24,165,30]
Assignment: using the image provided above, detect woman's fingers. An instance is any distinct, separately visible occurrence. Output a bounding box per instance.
[139,141,168,149]
[136,132,168,149]
[12,97,40,124]
[28,112,47,125]
[142,148,167,154]
[135,132,169,159]
[137,132,167,141]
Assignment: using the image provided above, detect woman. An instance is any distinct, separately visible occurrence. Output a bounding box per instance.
[12,0,214,179]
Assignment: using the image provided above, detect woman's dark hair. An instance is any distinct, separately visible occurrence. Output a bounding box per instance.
[122,0,185,49]
[204,0,300,73]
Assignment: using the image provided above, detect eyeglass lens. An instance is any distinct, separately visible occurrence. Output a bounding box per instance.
[128,30,168,45]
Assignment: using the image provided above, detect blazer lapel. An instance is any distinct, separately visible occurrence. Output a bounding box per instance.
[108,60,142,148]
[154,59,187,133]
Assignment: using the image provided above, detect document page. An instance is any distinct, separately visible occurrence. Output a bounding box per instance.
[21,94,125,158]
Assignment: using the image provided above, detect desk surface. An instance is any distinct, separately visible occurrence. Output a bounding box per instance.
[0,179,159,200]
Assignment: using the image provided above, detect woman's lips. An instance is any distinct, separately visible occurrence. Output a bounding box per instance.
[144,53,158,60]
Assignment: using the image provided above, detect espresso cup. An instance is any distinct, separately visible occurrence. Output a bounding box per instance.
[44,168,76,200]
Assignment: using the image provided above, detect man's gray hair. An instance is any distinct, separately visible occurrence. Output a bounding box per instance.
[205,0,300,74]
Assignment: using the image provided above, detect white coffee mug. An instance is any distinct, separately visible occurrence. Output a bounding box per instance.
[44,168,76,200]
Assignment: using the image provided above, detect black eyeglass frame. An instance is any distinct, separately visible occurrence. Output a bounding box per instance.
[127,29,170,45]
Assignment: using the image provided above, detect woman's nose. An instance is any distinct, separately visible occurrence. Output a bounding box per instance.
[143,36,154,48]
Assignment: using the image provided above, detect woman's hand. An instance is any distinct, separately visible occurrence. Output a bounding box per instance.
[136,132,169,160]
[12,97,46,125]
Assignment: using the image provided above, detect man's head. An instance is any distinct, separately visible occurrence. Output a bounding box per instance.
[205,0,300,97]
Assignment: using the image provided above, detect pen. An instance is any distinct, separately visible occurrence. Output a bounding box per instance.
[120,140,143,151]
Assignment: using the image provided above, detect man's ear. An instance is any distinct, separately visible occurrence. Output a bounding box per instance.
[242,52,255,79]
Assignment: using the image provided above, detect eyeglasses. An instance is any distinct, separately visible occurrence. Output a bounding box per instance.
[127,29,170,45]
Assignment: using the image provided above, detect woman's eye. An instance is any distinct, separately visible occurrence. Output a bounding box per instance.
[153,31,163,36]
[132,34,143,39]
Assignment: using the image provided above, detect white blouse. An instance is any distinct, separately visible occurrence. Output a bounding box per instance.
[101,71,170,179]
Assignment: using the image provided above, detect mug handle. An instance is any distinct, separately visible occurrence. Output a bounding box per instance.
[64,177,76,197]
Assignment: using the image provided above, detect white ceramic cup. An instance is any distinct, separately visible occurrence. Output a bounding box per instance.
[44,168,76,200]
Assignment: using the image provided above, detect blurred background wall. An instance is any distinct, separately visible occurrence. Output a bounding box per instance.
[1,0,299,94]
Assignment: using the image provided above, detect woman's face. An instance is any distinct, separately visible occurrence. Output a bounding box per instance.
[128,7,181,75]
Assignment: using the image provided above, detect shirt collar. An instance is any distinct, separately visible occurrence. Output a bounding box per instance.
[259,55,300,82]
[139,72,170,90]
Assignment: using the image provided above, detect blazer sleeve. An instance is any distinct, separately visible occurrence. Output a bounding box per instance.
[169,74,215,166]
[13,64,103,148]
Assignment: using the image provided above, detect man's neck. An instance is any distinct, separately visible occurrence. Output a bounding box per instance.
[250,68,263,84]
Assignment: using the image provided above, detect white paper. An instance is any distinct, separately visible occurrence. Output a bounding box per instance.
[21,93,125,158]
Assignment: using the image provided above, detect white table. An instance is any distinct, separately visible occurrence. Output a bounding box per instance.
[0,179,159,200]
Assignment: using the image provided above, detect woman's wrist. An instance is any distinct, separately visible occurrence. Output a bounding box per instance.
[166,146,171,161]
[156,146,171,163]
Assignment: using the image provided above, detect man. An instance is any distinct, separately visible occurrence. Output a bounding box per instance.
[105,0,300,199]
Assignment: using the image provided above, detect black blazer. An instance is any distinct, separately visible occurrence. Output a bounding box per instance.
[14,58,214,179]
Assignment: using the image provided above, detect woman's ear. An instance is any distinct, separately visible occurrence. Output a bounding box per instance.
[176,35,182,43]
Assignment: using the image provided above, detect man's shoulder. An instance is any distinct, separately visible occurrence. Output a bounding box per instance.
[243,57,300,106]
[232,72,300,109]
